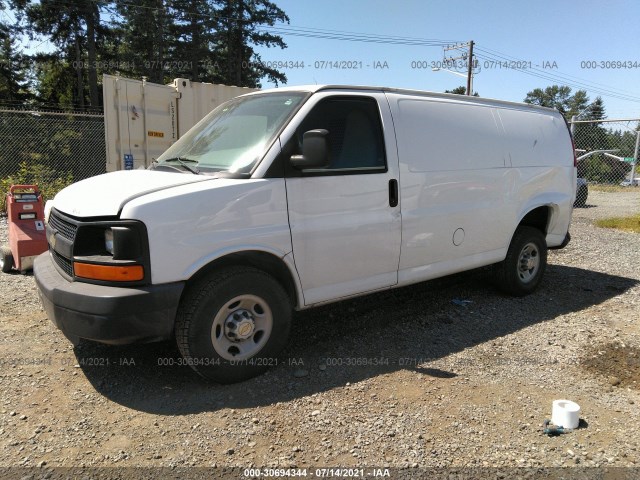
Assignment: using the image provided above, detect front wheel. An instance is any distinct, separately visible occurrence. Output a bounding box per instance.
[493,226,547,297]
[175,266,291,383]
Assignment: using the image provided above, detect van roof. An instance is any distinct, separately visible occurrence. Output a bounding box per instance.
[248,84,560,114]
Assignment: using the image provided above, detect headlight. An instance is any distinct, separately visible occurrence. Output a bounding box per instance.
[72,221,149,285]
[104,229,114,255]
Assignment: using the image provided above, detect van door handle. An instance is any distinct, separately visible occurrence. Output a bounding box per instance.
[388,179,399,207]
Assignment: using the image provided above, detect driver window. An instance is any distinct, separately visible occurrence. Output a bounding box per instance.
[295,96,386,173]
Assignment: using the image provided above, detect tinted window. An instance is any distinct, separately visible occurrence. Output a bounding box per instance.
[295,97,386,172]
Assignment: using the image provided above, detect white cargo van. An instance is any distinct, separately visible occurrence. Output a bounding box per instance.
[35,85,576,383]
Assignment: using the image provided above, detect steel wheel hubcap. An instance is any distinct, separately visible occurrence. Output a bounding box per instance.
[225,309,255,340]
[517,242,539,283]
[211,294,273,361]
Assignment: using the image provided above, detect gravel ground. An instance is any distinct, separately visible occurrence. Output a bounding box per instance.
[0,189,639,478]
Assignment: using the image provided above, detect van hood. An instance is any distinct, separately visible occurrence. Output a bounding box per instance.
[52,170,213,217]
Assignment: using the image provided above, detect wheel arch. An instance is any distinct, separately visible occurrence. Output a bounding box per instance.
[518,205,551,235]
[184,250,302,309]
[503,204,554,255]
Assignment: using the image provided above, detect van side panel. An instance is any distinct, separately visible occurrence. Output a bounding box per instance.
[387,94,514,284]
[400,99,507,171]
[386,93,573,286]
[497,108,571,167]
[496,107,575,246]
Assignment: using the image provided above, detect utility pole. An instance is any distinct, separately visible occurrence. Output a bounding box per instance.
[466,41,474,96]
[442,41,475,95]
[631,128,639,184]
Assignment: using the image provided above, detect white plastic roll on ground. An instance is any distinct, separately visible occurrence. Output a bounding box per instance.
[551,399,581,429]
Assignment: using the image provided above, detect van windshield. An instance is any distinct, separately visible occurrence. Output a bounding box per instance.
[156,92,307,174]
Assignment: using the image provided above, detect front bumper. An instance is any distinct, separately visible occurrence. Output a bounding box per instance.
[34,252,184,345]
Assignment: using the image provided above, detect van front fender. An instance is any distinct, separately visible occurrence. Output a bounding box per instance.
[183,246,305,310]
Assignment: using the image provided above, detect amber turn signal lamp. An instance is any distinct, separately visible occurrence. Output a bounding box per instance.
[74,262,144,282]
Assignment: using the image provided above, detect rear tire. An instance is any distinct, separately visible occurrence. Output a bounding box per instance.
[493,226,547,297]
[0,246,13,273]
[175,266,291,383]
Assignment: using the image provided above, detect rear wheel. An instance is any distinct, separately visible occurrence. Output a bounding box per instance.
[175,266,291,383]
[494,226,547,297]
[0,246,13,273]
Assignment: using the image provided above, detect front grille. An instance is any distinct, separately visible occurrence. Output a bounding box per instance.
[48,211,77,241]
[51,248,73,277]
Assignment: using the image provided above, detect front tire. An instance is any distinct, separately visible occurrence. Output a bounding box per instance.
[493,226,547,297]
[175,266,291,383]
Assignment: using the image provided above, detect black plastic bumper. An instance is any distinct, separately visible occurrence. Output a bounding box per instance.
[34,252,184,345]
[549,231,571,250]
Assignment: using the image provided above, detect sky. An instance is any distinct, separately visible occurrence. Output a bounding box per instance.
[254,0,640,123]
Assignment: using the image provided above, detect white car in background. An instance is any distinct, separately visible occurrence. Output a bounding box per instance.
[620,178,640,187]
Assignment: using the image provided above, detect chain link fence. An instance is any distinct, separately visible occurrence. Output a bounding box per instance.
[570,119,640,208]
[0,107,106,212]
[0,107,637,216]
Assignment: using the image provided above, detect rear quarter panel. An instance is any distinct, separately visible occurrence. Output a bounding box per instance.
[496,107,575,246]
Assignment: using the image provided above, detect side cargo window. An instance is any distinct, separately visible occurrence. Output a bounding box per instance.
[290,96,387,174]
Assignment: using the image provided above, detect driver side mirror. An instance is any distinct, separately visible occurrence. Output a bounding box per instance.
[290,129,330,169]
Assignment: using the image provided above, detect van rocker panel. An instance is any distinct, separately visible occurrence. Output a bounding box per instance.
[34,253,184,345]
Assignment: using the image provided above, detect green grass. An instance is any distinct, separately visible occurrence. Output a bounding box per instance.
[589,184,630,193]
[596,213,640,233]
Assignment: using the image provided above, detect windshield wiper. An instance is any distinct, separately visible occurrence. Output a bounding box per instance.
[160,157,201,175]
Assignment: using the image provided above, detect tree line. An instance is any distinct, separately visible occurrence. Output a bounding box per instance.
[0,0,290,110]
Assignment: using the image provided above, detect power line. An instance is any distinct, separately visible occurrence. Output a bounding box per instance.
[9,0,640,109]
[475,46,637,97]
[472,51,640,104]
[473,46,640,102]
[260,25,459,47]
